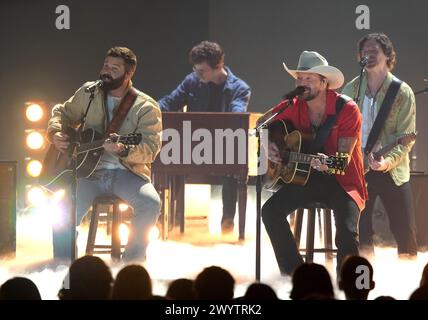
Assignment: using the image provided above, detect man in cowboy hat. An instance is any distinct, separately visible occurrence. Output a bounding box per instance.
[261,51,367,277]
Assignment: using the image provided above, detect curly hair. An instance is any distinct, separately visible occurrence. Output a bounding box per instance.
[189,41,224,68]
[358,33,397,71]
[106,46,137,72]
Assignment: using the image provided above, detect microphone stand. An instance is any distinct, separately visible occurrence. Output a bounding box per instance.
[253,99,292,281]
[68,87,97,263]
[354,63,366,104]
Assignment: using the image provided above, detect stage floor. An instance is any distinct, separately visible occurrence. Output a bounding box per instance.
[1,185,427,300]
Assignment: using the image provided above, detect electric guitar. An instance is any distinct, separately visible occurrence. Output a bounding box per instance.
[39,127,142,192]
[363,132,417,174]
[263,120,348,191]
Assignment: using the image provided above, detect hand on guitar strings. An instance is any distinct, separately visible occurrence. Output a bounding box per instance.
[311,153,329,172]
[52,132,70,153]
[367,152,389,171]
[267,142,282,164]
[103,133,125,155]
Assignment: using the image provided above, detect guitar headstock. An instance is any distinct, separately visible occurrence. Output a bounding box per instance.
[118,133,142,146]
[397,132,417,147]
[323,152,349,175]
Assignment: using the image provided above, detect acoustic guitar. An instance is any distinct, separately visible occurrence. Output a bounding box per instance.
[263,120,348,191]
[39,127,141,192]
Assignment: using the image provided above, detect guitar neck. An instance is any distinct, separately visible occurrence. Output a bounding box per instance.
[288,151,317,164]
[372,140,398,160]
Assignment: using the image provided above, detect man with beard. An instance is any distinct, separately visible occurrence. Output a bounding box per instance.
[342,33,418,258]
[47,47,162,262]
[261,51,367,276]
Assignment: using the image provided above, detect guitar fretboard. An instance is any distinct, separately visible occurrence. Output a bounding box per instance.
[77,136,122,154]
[289,151,316,164]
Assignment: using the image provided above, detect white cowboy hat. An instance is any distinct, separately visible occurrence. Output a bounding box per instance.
[283,51,344,89]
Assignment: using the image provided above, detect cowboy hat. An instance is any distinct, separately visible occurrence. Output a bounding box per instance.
[283,51,344,89]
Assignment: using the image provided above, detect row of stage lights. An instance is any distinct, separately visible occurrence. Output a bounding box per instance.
[24,102,49,206]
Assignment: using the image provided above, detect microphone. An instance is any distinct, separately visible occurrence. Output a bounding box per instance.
[85,80,104,92]
[359,56,369,67]
[282,86,306,100]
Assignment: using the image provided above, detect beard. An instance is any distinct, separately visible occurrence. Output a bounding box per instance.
[301,87,319,101]
[99,73,126,91]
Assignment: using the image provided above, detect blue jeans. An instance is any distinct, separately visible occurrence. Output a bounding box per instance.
[52,169,161,261]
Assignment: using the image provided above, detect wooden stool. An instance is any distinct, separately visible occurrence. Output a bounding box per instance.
[291,203,337,263]
[85,194,129,261]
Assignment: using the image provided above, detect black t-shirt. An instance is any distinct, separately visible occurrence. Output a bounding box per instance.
[208,82,225,112]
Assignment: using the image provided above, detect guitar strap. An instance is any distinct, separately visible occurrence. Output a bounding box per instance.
[308,95,351,154]
[105,87,138,136]
[364,77,402,155]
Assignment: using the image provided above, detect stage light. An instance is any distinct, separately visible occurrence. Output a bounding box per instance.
[26,159,43,177]
[25,103,44,122]
[119,203,129,212]
[149,225,160,242]
[52,189,66,202]
[26,131,45,150]
[26,186,47,207]
[119,223,129,245]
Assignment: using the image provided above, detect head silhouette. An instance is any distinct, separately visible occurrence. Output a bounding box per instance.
[0,277,41,300]
[244,282,278,300]
[290,263,334,300]
[58,255,113,300]
[339,256,375,300]
[194,266,235,300]
[112,264,152,300]
[166,278,196,300]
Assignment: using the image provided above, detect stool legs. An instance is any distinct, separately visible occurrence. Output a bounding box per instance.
[86,203,100,256]
[293,207,336,263]
[86,196,126,261]
[306,208,316,263]
[111,199,122,261]
[293,208,304,247]
[323,209,334,261]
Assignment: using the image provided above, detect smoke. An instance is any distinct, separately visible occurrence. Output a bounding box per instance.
[1,187,427,300]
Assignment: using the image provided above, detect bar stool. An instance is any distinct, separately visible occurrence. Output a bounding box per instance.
[85,194,130,261]
[291,202,337,263]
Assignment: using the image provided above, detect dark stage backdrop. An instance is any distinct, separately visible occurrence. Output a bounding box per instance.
[0,0,427,206]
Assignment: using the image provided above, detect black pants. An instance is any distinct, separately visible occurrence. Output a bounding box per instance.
[221,176,238,223]
[359,171,417,255]
[262,173,360,275]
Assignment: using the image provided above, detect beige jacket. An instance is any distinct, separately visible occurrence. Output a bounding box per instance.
[47,82,162,182]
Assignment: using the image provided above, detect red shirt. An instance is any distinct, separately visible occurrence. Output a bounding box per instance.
[272,90,368,211]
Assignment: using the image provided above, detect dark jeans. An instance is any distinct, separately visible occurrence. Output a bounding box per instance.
[262,173,360,275]
[359,171,417,255]
[221,176,238,224]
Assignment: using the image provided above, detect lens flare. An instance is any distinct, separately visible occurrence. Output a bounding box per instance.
[27,186,47,207]
[26,131,44,150]
[25,104,44,122]
[26,159,43,177]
